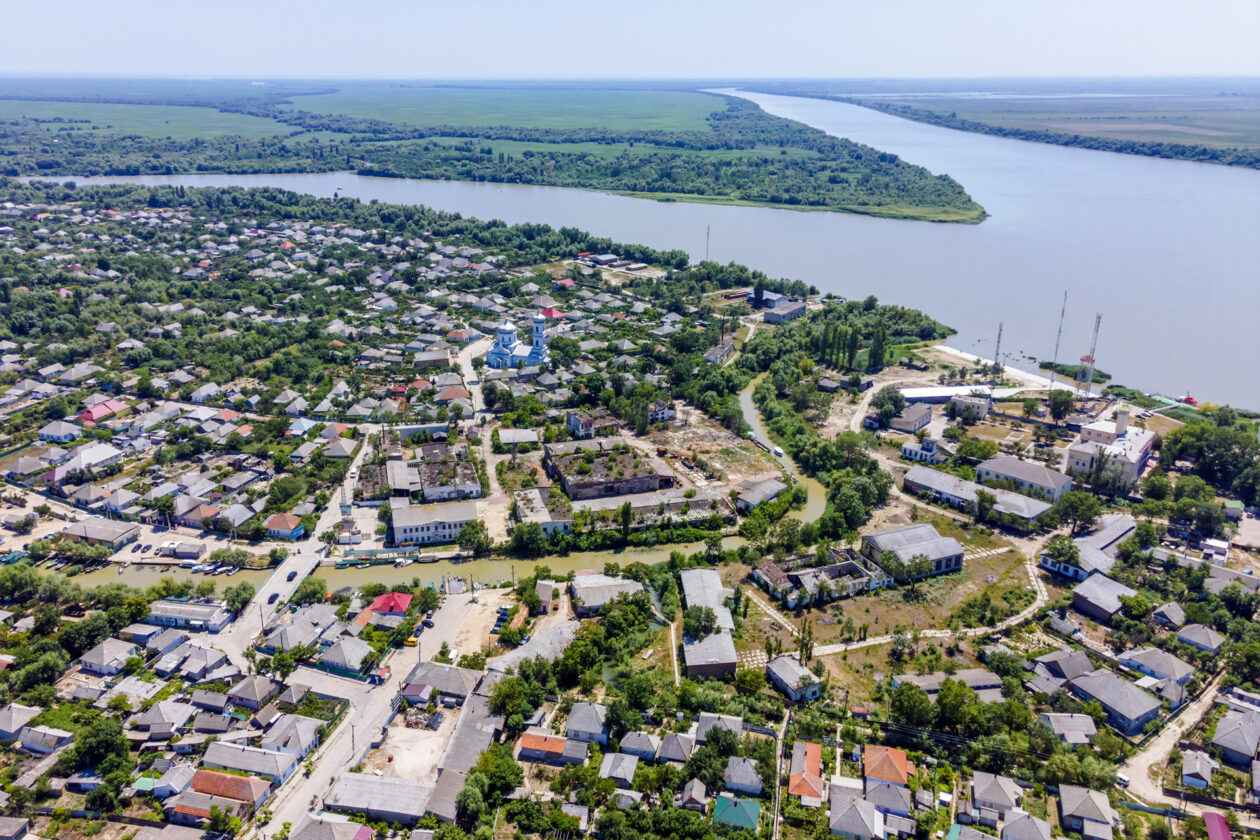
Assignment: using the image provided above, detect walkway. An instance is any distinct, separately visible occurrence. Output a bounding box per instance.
[746,588,799,637]
[812,554,1048,657]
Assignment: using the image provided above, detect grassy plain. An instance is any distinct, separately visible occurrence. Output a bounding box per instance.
[285,86,724,131]
[0,99,292,139]
[864,94,1260,149]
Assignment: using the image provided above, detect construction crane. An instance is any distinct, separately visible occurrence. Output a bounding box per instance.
[1050,291,1068,382]
[992,322,1004,381]
[1075,314,1102,401]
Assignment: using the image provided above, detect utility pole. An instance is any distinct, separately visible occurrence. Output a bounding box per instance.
[705,224,710,262]
[1050,291,1068,381]
[992,322,1004,381]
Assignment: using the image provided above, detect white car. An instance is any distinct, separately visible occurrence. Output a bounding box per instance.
[348,468,358,479]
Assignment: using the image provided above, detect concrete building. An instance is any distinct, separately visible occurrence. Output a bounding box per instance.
[976,455,1073,502]
[569,574,644,617]
[324,774,435,825]
[1066,411,1155,486]
[766,654,822,702]
[1071,574,1136,624]
[903,466,1051,529]
[860,524,964,579]
[390,501,478,546]
[147,600,232,633]
[60,517,140,549]
[543,438,674,500]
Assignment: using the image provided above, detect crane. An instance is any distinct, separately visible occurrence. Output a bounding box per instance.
[1076,314,1102,401]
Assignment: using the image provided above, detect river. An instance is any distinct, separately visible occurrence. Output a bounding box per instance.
[43,93,1260,406]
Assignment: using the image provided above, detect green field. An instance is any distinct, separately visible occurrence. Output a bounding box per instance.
[422,136,820,161]
[864,94,1260,150]
[0,99,293,140]
[283,86,723,130]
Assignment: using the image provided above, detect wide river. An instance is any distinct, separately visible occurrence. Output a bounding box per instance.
[53,92,1260,406]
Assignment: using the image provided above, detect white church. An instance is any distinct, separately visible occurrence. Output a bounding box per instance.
[484,312,550,369]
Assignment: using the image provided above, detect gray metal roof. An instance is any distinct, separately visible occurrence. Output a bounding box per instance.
[324,774,434,823]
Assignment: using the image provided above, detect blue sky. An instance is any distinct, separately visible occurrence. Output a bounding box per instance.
[3,0,1258,79]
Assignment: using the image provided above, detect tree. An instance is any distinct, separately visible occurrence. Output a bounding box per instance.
[934,678,976,731]
[1021,398,1039,419]
[224,582,256,616]
[888,681,934,727]
[872,387,905,426]
[456,520,492,556]
[975,489,997,524]
[682,606,717,639]
[734,668,765,697]
[455,779,485,827]
[606,699,638,739]
[291,576,327,605]
[1048,389,1074,422]
[1052,490,1103,536]
[509,522,546,556]
[1042,534,1079,566]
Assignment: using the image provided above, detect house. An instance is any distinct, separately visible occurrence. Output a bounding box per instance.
[265,513,304,541]
[620,731,660,761]
[656,732,696,765]
[189,769,271,812]
[950,393,992,421]
[736,478,788,513]
[227,676,282,711]
[18,725,73,754]
[0,820,27,840]
[203,742,298,785]
[1153,602,1186,628]
[566,702,608,745]
[1039,713,1096,745]
[134,700,196,734]
[971,772,1022,818]
[599,753,639,788]
[1057,785,1119,840]
[1068,670,1160,735]
[1182,751,1218,789]
[290,816,374,840]
[1212,709,1260,766]
[863,745,910,786]
[1002,812,1053,840]
[829,791,883,840]
[1071,574,1136,624]
[866,780,912,817]
[767,654,822,702]
[860,524,964,579]
[78,638,137,676]
[0,704,41,740]
[696,712,744,744]
[152,764,197,799]
[319,638,373,675]
[569,574,644,617]
[402,662,481,706]
[724,756,763,795]
[788,741,825,806]
[516,728,585,766]
[648,399,676,423]
[703,342,736,365]
[260,714,322,757]
[38,421,81,444]
[976,455,1073,502]
[676,778,708,812]
[1178,623,1227,654]
[714,793,761,831]
[1118,647,1194,684]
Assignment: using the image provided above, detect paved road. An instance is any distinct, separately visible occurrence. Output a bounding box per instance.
[258,591,479,837]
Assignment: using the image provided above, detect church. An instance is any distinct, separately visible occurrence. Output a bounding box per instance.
[484,312,550,369]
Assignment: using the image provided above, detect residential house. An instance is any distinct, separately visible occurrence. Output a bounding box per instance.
[863,745,910,787]
[829,792,883,840]
[1071,574,1136,624]
[1068,670,1160,735]
[566,702,608,745]
[78,638,137,676]
[860,524,964,579]
[599,753,639,789]
[1182,751,1218,789]
[516,728,585,766]
[203,742,298,785]
[1212,710,1260,766]
[788,741,825,807]
[971,772,1022,819]
[1179,623,1227,655]
[696,712,744,744]
[189,769,270,812]
[1002,812,1053,840]
[676,779,708,812]
[402,662,480,706]
[1118,647,1194,685]
[0,704,40,740]
[265,513,304,541]
[715,793,761,831]
[724,756,763,796]
[767,654,822,702]
[1038,713,1097,746]
[1057,785,1119,840]
[227,676,282,711]
[620,732,659,761]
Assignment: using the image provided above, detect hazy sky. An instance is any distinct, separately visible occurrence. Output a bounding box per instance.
[3,0,1258,79]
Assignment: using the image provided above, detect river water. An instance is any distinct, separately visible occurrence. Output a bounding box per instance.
[49,92,1260,407]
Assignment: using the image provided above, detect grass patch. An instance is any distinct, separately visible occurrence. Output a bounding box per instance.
[0,100,293,140]
[285,87,725,131]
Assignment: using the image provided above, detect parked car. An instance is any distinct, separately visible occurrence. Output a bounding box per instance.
[268,592,280,604]
[422,619,435,629]
[286,571,298,582]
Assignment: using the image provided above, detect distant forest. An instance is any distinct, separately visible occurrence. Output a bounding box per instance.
[0,87,986,222]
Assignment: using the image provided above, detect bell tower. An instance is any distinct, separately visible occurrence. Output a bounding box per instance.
[532,311,546,349]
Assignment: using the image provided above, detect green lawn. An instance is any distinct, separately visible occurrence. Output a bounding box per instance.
[420,136,820,161]
[283,86,724,131]
[0,100,293,140]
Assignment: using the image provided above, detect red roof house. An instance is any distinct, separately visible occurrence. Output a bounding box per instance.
[370,592,413,616]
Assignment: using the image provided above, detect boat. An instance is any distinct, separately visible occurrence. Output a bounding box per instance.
[213,565,229,575]
[394,558,412,568]
[355,562,370,569]
[226,567,239,576]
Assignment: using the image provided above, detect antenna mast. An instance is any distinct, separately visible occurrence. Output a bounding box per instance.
[992,322,1003,381]
[1076,314,1102,401]
[1050,291,1067,381]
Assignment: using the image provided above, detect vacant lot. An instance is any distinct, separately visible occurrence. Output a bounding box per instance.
[364,710,458,783]
[0,100,292,139]
[285,86,724,131]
